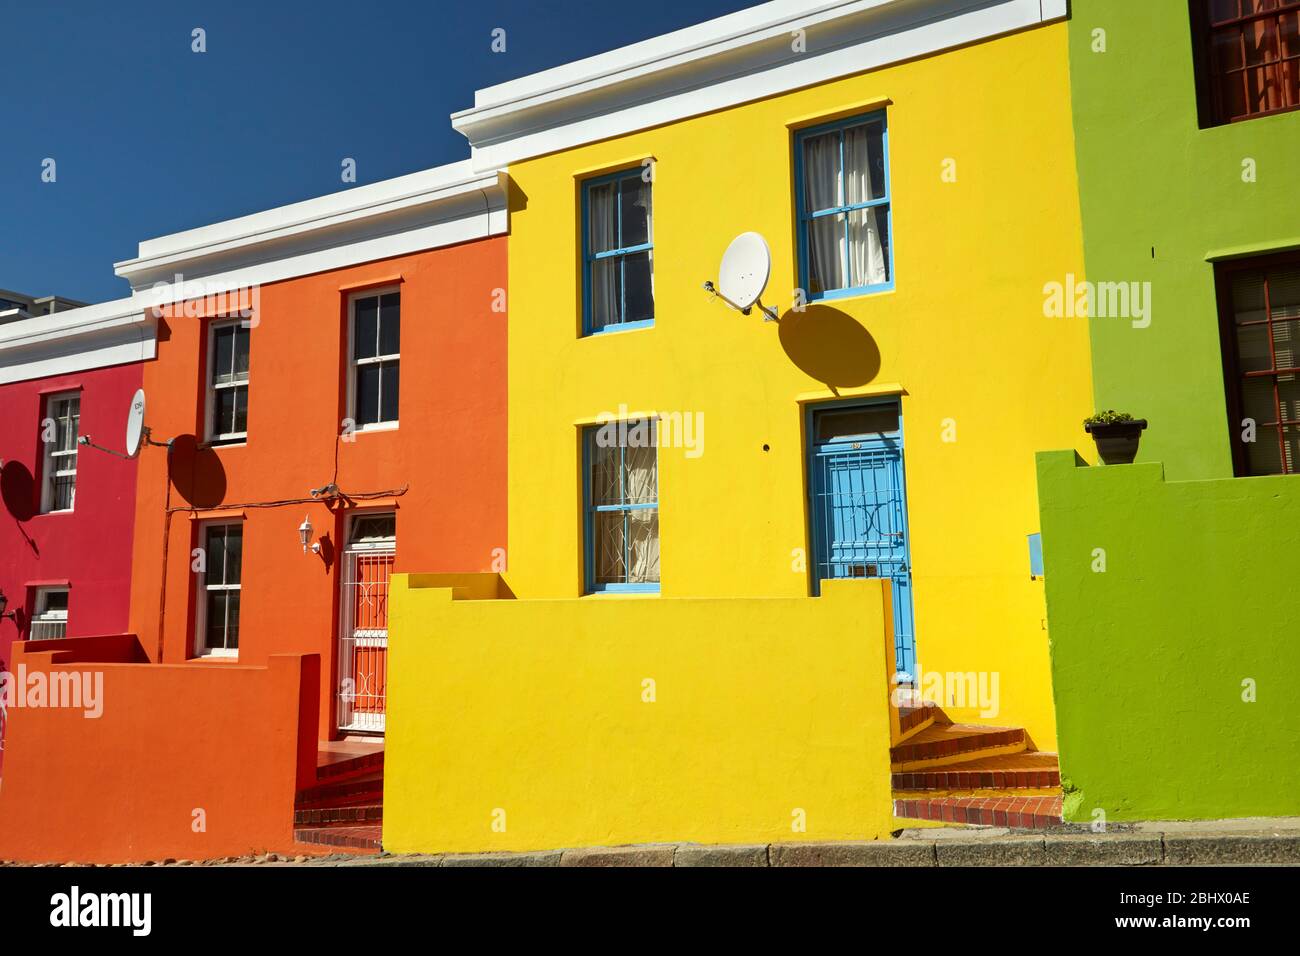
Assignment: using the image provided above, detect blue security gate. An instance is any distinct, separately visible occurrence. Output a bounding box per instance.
[808,400,916,678]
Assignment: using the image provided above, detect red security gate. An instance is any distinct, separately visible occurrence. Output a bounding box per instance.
[337,514,395,734]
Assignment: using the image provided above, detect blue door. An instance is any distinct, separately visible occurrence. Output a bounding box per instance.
[808,401,916,678]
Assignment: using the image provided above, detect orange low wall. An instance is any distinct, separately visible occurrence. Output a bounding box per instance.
[0,635,318,863]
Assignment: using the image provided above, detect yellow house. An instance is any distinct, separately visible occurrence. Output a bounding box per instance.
[385,0,1091,853]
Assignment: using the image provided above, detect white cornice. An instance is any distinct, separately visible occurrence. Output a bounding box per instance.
[0,297,157,385]
[452,0,1067,169]
[114,161,509,299]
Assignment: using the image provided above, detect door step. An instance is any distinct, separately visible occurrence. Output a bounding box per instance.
[892,751,1060,792]
[890,723,1027,771]
[293,825,383,851]
[892,795,1063,829]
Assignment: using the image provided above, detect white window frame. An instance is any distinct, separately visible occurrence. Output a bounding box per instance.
[31,586,69,640]
[346,287,401,433]
[194,521,243,659]
[205,318,251,445]
[40,391,80,514]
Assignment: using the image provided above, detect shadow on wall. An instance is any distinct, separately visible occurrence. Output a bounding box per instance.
[1,460,39,558]
[167,435,228,509]
[777,305,881,389]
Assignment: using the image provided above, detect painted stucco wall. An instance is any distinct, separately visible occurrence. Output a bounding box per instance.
[383,575,896,853]
[502,23,1091,746]
[0,635,318,863]
[1068,0,1300,480]
[0,361,141,674]
[126,238,507,740]
[1036,450,1300,821]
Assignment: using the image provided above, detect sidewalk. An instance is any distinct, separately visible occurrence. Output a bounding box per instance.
[306,817,1300,867]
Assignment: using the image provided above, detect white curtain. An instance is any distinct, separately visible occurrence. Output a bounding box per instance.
[844,124,887,287]
[803,132,844,293]
[589,183,619,329]
[624,440,659,584]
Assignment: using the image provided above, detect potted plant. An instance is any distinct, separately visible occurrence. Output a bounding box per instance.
[1084,410,1147,465]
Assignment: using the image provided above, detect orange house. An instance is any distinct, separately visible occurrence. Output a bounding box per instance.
[121,163,509,738]
[0,162,508,862]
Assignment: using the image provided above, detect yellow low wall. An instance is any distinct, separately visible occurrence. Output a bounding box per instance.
[384,575,897,853]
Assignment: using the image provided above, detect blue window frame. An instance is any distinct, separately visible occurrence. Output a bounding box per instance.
[794,111,893,301]
[583,420,660,592]
[581,167,654,335]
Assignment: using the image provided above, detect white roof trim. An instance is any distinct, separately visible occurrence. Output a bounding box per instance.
[114,160,509,299]
[0,297,157,385]
[452,0,1067,169]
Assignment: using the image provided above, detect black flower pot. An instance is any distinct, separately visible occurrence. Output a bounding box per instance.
[1084,419,1147,465]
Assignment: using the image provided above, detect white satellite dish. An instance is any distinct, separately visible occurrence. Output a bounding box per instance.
[125,388,147,459]
[704,231,778,321]
[719,232,771,309]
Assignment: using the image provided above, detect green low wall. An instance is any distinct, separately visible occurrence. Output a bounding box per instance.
[1037,450,1300,822]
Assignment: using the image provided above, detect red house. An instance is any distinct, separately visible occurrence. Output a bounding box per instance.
[0,295,156,755]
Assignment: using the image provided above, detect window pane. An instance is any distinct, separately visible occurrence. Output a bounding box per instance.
[380,361,399,423]
[205,526,227,583]
[848,207,889,287]
[619,175,651,248]
[802,130,841,212]
[623,251,654,324]
[1271,318,1300,369]
[593,511,626,584]
[1240,374,1277,426]
[817,406,900,442]
[627,509,660,584]
[590,438,621,506]
[356,363,381,426]
[587,181,618,254]
[844,121,885,204]
[206,591,229,650]
[233,385,249,434]
[41,590,69,613]
[352,514,396,541]
[233,325,250,378]
[214,389,237,435]
[623,439,657,505]
[354,296,379,360]
[590,258,620,331]
[225,526,243,585]
[225,591,240,649]
[213,325,234,383]
[807,214,846,295]
[1268,267,1300,320]
[379,293,400,355]
[1236,323,1273,372]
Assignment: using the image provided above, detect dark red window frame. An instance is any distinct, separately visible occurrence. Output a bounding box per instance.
[1191,0,1300,126]
[1216,250,1300,476]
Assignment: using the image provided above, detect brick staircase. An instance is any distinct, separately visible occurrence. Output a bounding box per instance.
[890,706,1063,829]
[293,745,384,852]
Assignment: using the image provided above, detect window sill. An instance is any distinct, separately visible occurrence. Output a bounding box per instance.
[206,438,247,449]
[809,283,895,304]
[36,508,75,517]
[584,319,655,338]
[354,423,399,435]
[192,651,240,662]
[584,587,661,597]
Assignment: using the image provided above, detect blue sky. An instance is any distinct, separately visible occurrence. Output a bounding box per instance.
[0,0,754,303]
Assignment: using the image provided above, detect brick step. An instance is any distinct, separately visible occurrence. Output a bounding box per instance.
[316,750,384,783]
[892,752,1060,791]
[294,802,383,827]
[890,723,1027,770]
[293,825,382,852]
[893,795,1063,829]
[295,771,383,808]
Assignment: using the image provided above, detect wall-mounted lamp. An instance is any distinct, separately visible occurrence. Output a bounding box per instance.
[298,516,321,554]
